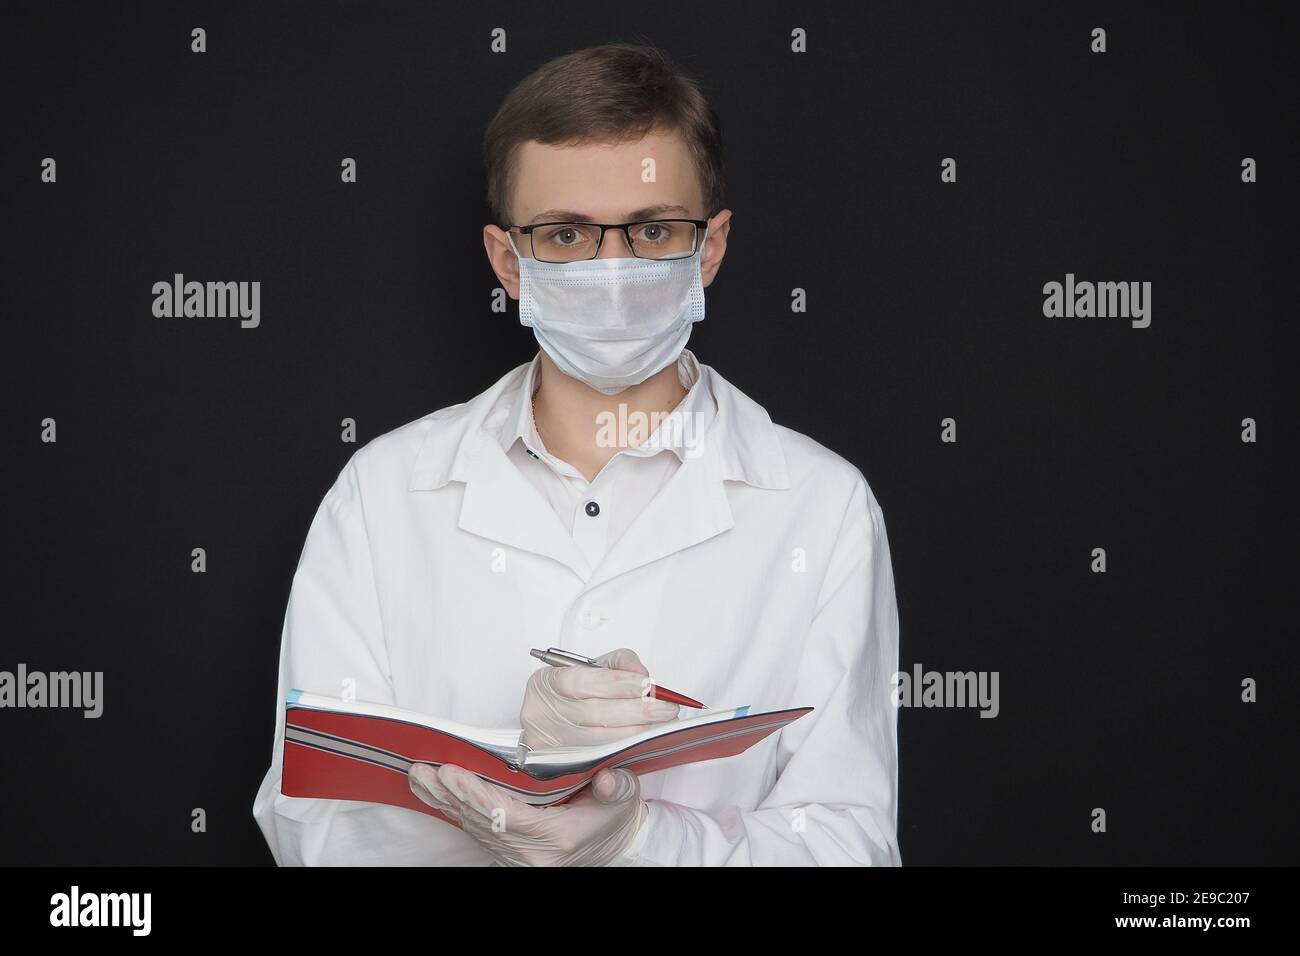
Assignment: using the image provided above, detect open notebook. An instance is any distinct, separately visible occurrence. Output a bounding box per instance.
[281,689,813,818]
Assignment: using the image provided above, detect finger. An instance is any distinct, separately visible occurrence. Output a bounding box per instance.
[537,691,678,733]
[566,696,680,730]
[593,647,649,677]
[591,767,639,804]
[439,764,541,828]
[417,763,460,803]
[409,764,459,816]
[547,662,655,701]
[436,764,495,818]
[408,765,440,806]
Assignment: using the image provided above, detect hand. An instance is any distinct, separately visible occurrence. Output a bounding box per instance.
[408,762,648,866]
[519,647,679,751]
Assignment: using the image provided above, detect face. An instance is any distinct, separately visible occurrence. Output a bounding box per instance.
[483,127,732,299]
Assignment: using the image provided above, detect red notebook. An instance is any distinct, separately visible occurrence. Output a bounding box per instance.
[281,689,813,823]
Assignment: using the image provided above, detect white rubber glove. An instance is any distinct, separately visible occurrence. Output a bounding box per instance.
[519,646,679,751]
[408,762,648,867]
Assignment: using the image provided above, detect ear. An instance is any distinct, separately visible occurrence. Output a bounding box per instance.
[483,225,521,299]
[700,210,733,289]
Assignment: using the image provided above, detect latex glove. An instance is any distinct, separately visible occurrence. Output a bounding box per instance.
[519,646,679,751]
[408,762,648,867]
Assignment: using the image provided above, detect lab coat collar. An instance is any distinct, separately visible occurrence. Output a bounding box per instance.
[407,356,790,583]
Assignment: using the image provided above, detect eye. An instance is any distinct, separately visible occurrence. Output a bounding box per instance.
[632,221,674,245]
[539,224,591,247]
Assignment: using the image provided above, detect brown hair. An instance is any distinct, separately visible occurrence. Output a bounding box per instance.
[482,42,725,227]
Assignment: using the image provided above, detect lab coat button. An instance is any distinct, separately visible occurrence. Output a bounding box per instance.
[584,500,600,517]
[579,608,601,628]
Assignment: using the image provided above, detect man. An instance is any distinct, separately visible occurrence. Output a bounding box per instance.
[252,42,901,866]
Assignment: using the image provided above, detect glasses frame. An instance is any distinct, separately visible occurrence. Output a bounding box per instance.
[507,214,714,262]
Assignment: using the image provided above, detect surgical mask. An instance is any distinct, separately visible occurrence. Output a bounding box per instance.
[507,226,708,394]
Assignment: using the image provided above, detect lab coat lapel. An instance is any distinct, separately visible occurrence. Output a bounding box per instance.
[581,363,793,591]
[457,431,594,581]
[584,438,734,591]
[408,363,593,581]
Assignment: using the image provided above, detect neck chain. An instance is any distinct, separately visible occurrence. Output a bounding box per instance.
[531,392,544,440]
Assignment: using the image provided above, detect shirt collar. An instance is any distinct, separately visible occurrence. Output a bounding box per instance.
[494,349,715,464]
[408,356,790,492]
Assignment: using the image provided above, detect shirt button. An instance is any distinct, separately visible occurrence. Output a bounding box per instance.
[584,500,600,517]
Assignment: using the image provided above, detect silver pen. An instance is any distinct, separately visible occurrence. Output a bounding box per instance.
[528,646,706,709]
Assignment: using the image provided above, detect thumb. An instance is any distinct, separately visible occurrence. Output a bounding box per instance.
[591,768,639,805]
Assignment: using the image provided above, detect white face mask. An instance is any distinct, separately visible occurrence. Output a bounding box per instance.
[507,226,708,395]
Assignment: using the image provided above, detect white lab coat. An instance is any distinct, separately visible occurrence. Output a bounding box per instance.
[252,358,902,866]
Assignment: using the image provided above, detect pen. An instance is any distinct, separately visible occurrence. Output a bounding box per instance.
[529,647,706,709]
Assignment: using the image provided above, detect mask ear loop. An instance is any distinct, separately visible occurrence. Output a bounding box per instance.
[691,222,711,263]
[507,230,536,328]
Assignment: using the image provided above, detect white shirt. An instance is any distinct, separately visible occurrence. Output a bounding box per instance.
[252,356,901,866]
[502,349,715,572]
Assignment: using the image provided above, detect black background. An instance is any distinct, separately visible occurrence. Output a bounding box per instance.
[2,0,1297,865]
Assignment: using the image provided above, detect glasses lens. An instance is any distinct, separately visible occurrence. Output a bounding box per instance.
[531,224,599,263]
[630,221,699,260]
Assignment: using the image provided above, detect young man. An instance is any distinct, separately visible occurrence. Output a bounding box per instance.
[253,42,901,866]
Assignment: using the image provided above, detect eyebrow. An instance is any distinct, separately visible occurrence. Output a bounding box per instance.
[526,203,693,225]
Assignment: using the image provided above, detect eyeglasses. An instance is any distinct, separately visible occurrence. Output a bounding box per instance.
[508,217,711,263]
